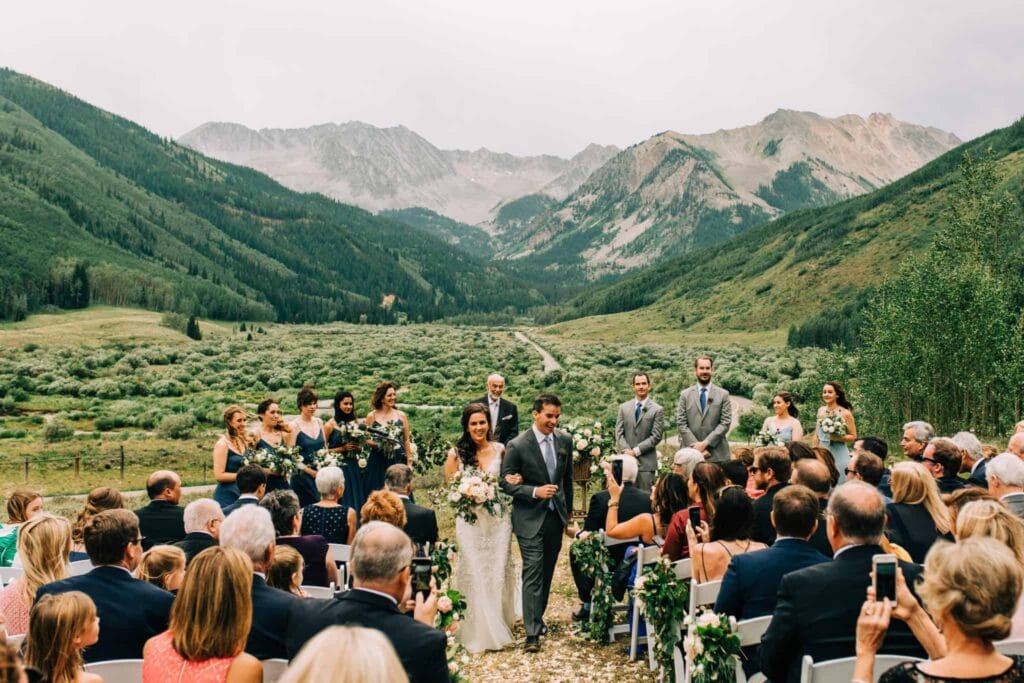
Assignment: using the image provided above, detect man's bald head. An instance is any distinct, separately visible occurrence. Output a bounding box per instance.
[351,521,414,585]
[826,481,886,547]
[146,470,181,502]
[791,459,831,498]
[1008,432,1024,458]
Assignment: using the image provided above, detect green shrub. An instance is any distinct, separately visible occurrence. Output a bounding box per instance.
[736,406,770,437]
[158,413,195,439]
[42,417,74,442]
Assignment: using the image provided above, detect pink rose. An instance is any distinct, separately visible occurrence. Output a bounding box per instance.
[437,596,453,613]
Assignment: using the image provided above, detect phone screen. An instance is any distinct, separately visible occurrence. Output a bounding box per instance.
[688,506,702,529]
[611,459,624,486]
[412,558,432,598]
[874,558,897,602]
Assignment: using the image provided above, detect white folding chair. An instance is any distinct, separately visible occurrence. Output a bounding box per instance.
[6,633,25,650]
[672,558,692,580]
[629,544,662,663]
[996,638,1024,656]
[0,566,23,586]
[601,533,639,642]
[261,658,290,683]
[734,616,772,683]
[301,583,336,599]
[68,559,94,576]
[329,543,351,588]
[83,659,144,683]
[799,654,924,683]
[688,579,723,614]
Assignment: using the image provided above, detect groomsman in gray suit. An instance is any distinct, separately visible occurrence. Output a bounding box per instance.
[677,355,733,464]
[615,373,665,492]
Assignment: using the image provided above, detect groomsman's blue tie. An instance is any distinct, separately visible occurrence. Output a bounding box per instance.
[700,387,707,413]
[634,402,643,422]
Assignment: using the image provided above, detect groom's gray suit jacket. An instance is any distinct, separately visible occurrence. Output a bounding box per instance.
[615,398,665,473]
[676,383,733,463]
[500,428,574,537]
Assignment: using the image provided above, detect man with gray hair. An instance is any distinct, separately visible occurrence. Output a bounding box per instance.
[220,505,300,660]
[1009,431,1024,459]
[285,522,448,683]
[385,464,438,547]
[476,373,519,444]
[173,498,222,564]
[672,447,704,480]
[760,482,926,682]
[952,431,987,487]
[900,421,934,462]
[986,452,1024,519]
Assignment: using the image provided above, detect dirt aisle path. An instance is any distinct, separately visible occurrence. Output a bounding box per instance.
[515,330,562,374]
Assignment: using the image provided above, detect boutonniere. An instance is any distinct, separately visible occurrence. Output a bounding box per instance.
[707,397,714,405]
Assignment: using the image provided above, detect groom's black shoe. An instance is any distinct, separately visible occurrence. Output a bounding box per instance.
[572,605,590,622]
[525,636,541,653]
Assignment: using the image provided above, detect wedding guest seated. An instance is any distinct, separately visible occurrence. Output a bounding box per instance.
[278,625,409,683]
[25,591,101,683]
[360,491,408,529]
[1009,431,1024,457]
[301,466,356,545]
[173,498,223,564]
[986,452,1024,519]
[221,505,303,660]
[953,431,988,488]
[854,537,1023,683]
[943,486,996,536]
[921,437,967,494]
[715,485,828,620]
[750,447,792,545]
[731,446,763,501]
[36,509,174,662]
[142,547,262,683]
[0,641,27,683]
[810,446,840,488]
[663,462,724,560]
[847,450,891,502]
[721,460,749,491]
[0,489,43,567]
[885,462,953,563]
[572,457,656,618]
[285,522,448,683]
[268,546,311,598]
[760,481,926,683]
[137,545,186,593]
[672,447,705,480]
[71,487,123,558]
[134,470,186,550]
[0,514,71,636]
[855,436,892,496]
[953,499,1024,639]
[790,459,833,557]
[385,465,437,548]
[685,486,767,582]
[222,465,267,516]
[261,490,337,588]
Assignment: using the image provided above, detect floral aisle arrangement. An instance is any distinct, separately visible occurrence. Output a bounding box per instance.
[429,540,467,681]
[430,541,457,586]
[682,608,742,683]
[446,469,507,524]
[816,410,849,441]
[568,420,612,462]
[242,445,301,478]
[633,557,689,680]
[568,532,615,642]
[752,427,786,447]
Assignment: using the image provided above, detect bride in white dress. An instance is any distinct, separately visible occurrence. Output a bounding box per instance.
[443,403,522,653]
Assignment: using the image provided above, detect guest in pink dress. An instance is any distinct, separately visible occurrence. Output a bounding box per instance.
[142,547,262,683]
[0,514,71,635]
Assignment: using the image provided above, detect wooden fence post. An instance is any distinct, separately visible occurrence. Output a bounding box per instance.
[23,456,29,483]
[119,446,125,481]
[74,451,81,479]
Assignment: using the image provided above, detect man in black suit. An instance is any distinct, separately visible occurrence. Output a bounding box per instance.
[953,431,988,488]
[36,509,173,663]
[570,454,652,621]
[222,465,267,516]
[134,470,185,550]
[286,522,448,683]
[987,452,1024,520]
[921,437,966,494]
[221,503,301,660]
[385,464,438,548]
[759,481,926,683]
[477,373,519,445]
[173,498,223,564]
[790,459,833,558]
[749,446,791,545]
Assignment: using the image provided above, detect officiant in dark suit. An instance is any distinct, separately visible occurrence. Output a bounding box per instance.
[615,372,665,492]
[676,355,733,464]
[477,373,519,445]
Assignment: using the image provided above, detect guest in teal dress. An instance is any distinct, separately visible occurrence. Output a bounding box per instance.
[760,390,804,443]
[813,381,857,484]
[324,390,368,515]
[213,405,249,508]
[363,382,412,494]
[254,398,294,492]
[290,385,325,508]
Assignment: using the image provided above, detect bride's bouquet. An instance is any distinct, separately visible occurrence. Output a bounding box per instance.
[242,445,301,478]
[567,420,612,462]
[446,468,507,524]
[752,427,786,447]
[816,410,848,441]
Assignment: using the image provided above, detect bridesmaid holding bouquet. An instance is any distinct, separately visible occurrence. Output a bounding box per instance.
[290,385,326,507]
[363,382,412,493]
[253,398,294,492]
[813,381,857,484]
[324,390,368,514]
[213,405,249,507]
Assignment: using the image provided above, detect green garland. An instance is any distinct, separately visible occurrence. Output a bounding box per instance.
[569,532,616,642]
[634,556,690,680]
[682,608,742,683]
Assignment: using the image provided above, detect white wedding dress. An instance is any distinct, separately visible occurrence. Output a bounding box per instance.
[453,444,522,652]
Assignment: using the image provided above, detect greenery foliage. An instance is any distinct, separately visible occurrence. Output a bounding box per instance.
[569,532,615,642]
[634,556,689,680]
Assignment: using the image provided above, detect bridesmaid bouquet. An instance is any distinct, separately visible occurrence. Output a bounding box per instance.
[817,411,849,440]
[682,608,742,683]
[567,420,611,462]
[334,421,368,449]
[243,445,301,478]
[368,420,403,456]
[752,427,786,447]
[446,469,507,523]
[313,448,339,470]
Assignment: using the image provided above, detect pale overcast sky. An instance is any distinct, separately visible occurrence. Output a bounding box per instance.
[3,0,1023,157]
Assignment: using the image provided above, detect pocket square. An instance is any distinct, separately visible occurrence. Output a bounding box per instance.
[502,415,514,421]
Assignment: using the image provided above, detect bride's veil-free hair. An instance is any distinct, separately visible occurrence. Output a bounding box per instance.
[456,402,493,469]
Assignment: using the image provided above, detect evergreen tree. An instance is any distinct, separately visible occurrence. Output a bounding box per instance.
[185,315,202,340]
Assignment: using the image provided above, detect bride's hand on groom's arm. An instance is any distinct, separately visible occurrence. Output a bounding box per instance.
[504,473,523,485]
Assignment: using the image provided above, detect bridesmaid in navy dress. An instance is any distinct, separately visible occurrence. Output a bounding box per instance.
[290,385,325,507]
[364,382,412,494]
[324,390,368,515]
[254,398,294,492]
[213,405,249,508]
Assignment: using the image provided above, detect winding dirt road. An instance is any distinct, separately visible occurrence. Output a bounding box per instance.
[514,330,562,373]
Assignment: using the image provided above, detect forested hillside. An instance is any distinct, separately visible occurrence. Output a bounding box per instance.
[0,69,543,323]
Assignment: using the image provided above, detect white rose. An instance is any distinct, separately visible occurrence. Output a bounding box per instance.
[448,492,461,502]
[594,421,602,429]
[590,447,601,457]
[575,439,587,451]
[697,611,717,628]
[583,429,592,437]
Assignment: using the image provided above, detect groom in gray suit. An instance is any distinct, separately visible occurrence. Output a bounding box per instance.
[677,355,733,464]
[615,373,665,492]
[500,394,574,652]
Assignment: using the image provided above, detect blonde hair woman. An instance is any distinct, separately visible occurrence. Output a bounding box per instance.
[142,546,261,683]
[0,489,43,567]
[137,545,187,592]
[955,499,1024,639]
[0,514,71,635]
[885,461,951,563]
[279,625,408,683]
[71,487,123,555]
[24,591,101,683]
[213,405,250,508]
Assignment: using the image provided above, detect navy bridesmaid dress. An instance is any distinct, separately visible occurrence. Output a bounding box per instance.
[291,427,324,507]
[256,437,291,492]
[327,426,368,516]
[213,446,243,507]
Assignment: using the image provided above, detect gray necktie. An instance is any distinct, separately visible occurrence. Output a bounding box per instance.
[542,435,557,483]
[490,399,499,428]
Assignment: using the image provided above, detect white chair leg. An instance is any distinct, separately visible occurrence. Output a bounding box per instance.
[629,600,641,661]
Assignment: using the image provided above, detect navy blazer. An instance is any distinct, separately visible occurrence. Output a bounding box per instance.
[751,483,789,546]
[967,459,988,488]
[286,589,449,683]
[36,566,173,663]
[248,574,301,660]
[714,538,829,620]
[222,496,260,516]
[400,497,439,548]
[134,500,185,550]
[173,532,218,565]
